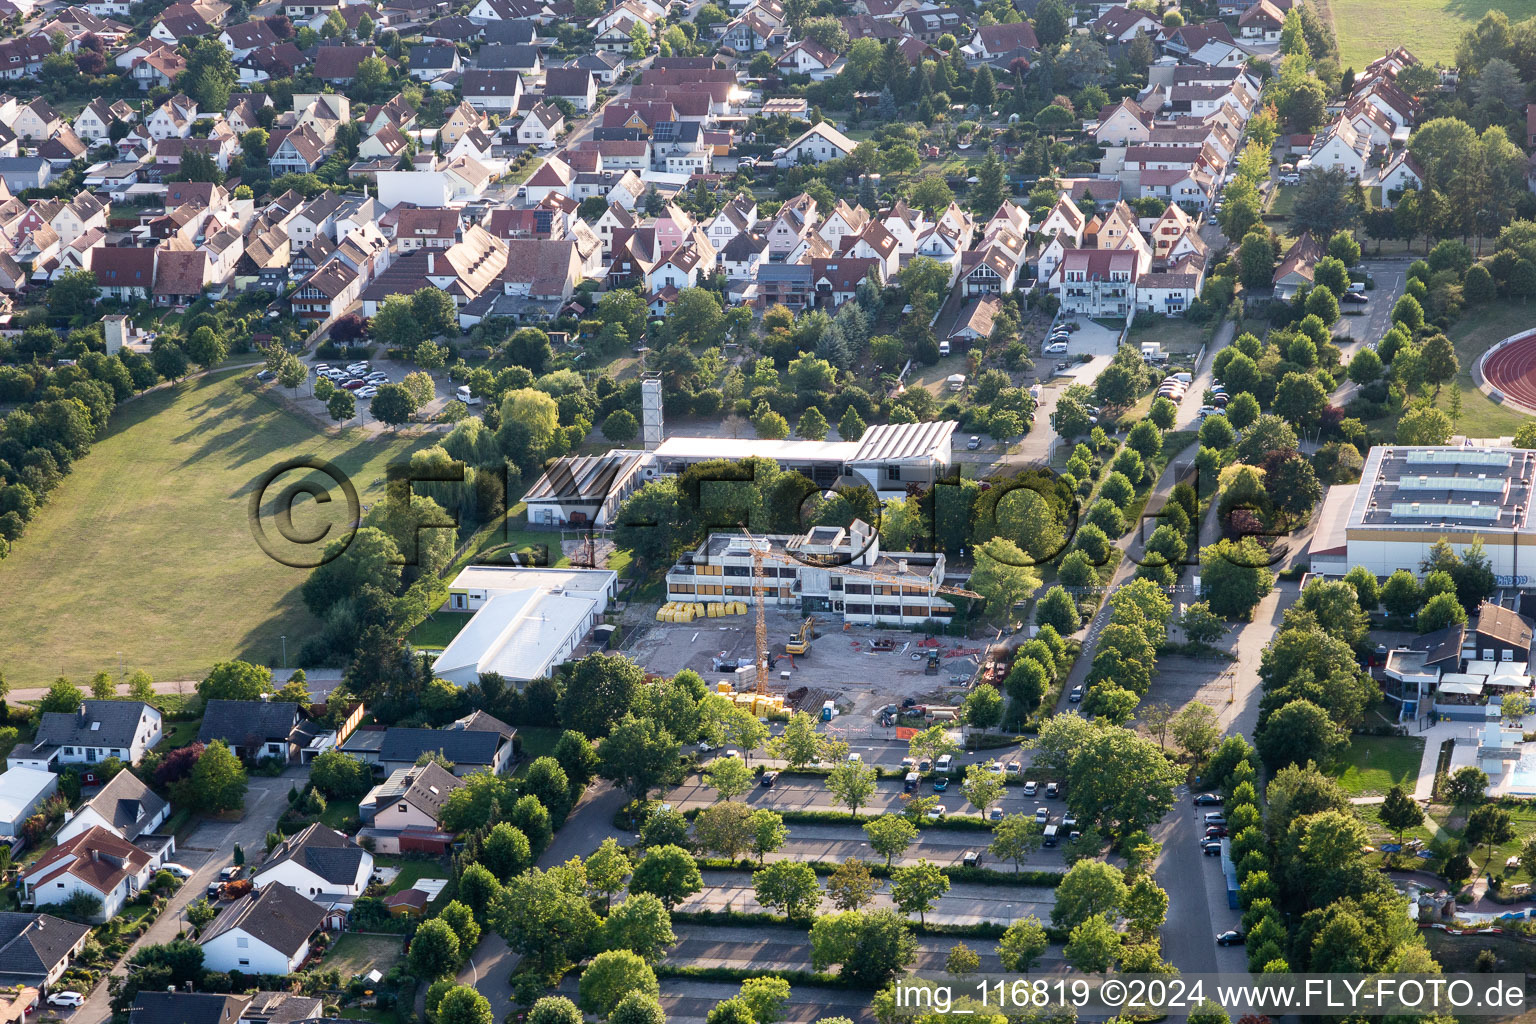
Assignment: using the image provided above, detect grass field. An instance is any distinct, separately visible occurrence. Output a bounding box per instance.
[323,932,403,979]
[1435,300,1533,438]
[1326,734,1424,795]
[1324,0,1536,70]
[0,372,433,685]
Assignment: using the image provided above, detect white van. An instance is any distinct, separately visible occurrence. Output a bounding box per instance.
[456,385,483,407]
[936,754,953,775]
[938,340,951,357]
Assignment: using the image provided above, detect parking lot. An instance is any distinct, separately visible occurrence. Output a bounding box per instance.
[679,870,1057,927]
[749,820,1068,870]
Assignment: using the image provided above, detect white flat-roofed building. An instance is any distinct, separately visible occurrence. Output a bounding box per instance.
[665,520,957,626]
[1333,445,1536,583]
[651,421,957,496]
[523,450,656,528]
[434,567,619,685]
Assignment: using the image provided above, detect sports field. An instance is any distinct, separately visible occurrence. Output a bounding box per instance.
[0,372,432,686]
[1324,0,1536,71]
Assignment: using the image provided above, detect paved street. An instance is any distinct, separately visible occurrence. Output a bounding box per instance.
[71,773,305,1024]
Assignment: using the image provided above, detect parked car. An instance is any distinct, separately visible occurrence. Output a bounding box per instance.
[342,380,366,391]
[356,387,379,399]
[1341,291,1369,304]
[1044,342,1068,354]
[1034,807,1049,823]
[988,806,1003,821]
[1045,782,1059,799]
[933,778,949,792]
[1068,685,1083,703]
[161,863,191,879]
[1205,813,1227,826]
[967,435,981,450]
[1202,841,1223,856]
[220,866,241,881]
[1205,825,1229,839]
[1216,929,1246,946]
[1193,793,1223,806]
[256,369,275,382]
[927,806,946,821]
[1023,780,1038,796]
[1006,760,1021,773]
[761,771,779,787]
[1063,813,1078,827]
[47,993,84,1008]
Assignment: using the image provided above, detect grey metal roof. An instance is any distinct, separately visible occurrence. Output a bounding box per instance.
[524,451,645,504]
[849,421,958,463]
[200,883,326,957]
[34,700,155,749]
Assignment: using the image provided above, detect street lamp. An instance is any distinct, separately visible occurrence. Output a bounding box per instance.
[280,635,287,670]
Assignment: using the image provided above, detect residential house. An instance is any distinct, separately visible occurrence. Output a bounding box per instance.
[1272,230,1323,298]
[72,98,134,142]
[1094,98,1152,146]
[948,295,999,344]
[776,38,839,78]
[394,207,459,250]
[292,260,360,321]
[6,701,162,771]
[965,21,1038,63]
[461,70,524,112]
[1092,4,1159,42]
[91,246,156,301]
[197,700,304,762]
[151,248,210,305]
[408,42,462,80]
[544,68,597,112]
[1056,248,1139,318]
[1237,0,1284,42]
[500,237,582,301]
[56,771,169,846]
[0,913,91,991]
[776,121,857,166]
[23,826,162,922]
[374,726,513,776]
[517,102,564,146]
[252,824,373,900]
[200,883,327,974]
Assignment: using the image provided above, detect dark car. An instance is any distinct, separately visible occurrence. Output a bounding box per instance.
[1217,930,1246,946]
[1202,841,1222,857]
[1205,826,1229,839]
[761,771,779,787]
[1194,793,1223,806]
[1341,291,1369,304]
[934,778,949,792]
[1045,782,1059,799]
[256,369,276,382]
[1068,685,1083,703]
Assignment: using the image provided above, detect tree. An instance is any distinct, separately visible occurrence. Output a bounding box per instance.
[739,977,792,1024]
[997,916,1048,972]
[1418,591,1467,632]
[1255,699,1344,770]
[1465,804,1515,874]
[970,537,1043,620]
[198,660,270,703]
[826,759,877,818]
[482,823,533,882]
[409,918,461,979]
[1379,785,1424,845]
[962,764,1006,814]
[598,713,680,800]
[796,406,830,441]
[827,859,877,911]
[1445,765,1489,806]
[610,994,666,1024]
[493,865,601,975]
[863,814,917,867]
[704,755,754,801]
[753,861,822,920]
[961,684,1003,732]
[1122,874,1168,940]
[1036,586,1079,635]
[370,383,416,425]
[1397,405,1453,446]
[630,844,703,909]
[600,893,675,964]
[746,809,788,865]
[561,653,646,737]
[1051,860,1127,931]
[437,987,492,1024]
[1172,703,1220,763]
[1200,538,1276,621]
[989,813,1043,872]
[327,388,356,423]
[971,153,1007,215]
[838,406,867,441]
[180,38,236,112]
[889,860,949,925]
[1064,914,1121,972]
[310,751,372,800]
[1180,602,1225,648]
[580,950,659,1016]
[125,670,155,702]
[528,997,583,1024]
[810,909,917,986]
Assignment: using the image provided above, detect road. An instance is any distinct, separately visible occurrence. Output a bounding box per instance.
[71,773,304,1024]
[8,671,344,704]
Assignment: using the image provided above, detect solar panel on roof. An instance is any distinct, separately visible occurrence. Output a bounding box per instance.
[1391,502,1499,521]
[1398,475,1505,492]
[1404,450,1511,468]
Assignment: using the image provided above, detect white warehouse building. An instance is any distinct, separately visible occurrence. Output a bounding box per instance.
[432,567,619,685]
[1311,445,1536,584]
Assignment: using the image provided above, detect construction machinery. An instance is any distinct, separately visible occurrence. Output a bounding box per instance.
[785,616,816,656]
[738,527,983,696]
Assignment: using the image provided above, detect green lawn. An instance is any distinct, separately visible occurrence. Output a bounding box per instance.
[321,799,360,829]
[0,372,434,685]
[323,932,403,979]
[1326,735,1424,796]
[156,719,202,751]
[378,857,448,896]
[1323,0,1536,69]
[406,612,474,651]
[1439,301,1536,438]
[512,725,562,776]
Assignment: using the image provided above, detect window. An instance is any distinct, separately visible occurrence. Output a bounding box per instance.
[236,938,249,948]
[398,803,408,813]
[239,960,249,967]
[886,465,901,481]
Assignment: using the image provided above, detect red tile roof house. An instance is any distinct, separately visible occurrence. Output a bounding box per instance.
[152,248,210,306]
[91,246,156,301]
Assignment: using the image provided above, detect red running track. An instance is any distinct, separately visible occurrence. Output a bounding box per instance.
[1482,330,1536,414]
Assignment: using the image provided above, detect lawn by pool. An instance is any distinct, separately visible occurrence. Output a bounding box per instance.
[1328,735,1425,796]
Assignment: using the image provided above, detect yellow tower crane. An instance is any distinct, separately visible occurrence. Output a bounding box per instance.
[738,527,983,696]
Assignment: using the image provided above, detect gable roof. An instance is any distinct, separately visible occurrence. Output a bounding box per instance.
[1476,601,1533,650]
[369,761,463,817]
[259,823,369,886]
[976,21,1037,52]
[34,700,154,750]
[28,825,152,896]
[200,882,326,957]
[0,912,90,982]
[377,726,505,766]
[197,700,301,747]
[131,992,249,1024]
[74,770,168,843]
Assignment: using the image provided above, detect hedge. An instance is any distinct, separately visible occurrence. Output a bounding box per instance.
[654,965,852,988]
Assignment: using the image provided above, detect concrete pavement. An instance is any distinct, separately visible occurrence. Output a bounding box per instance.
[664,771,1051,818]
[679,870,1056,927]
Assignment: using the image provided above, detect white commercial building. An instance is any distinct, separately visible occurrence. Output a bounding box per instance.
[1311,445,1536,583]
[433,567,619,685]
[665,521,958,626]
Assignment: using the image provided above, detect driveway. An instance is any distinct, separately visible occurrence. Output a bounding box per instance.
[71,772,306,1024]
